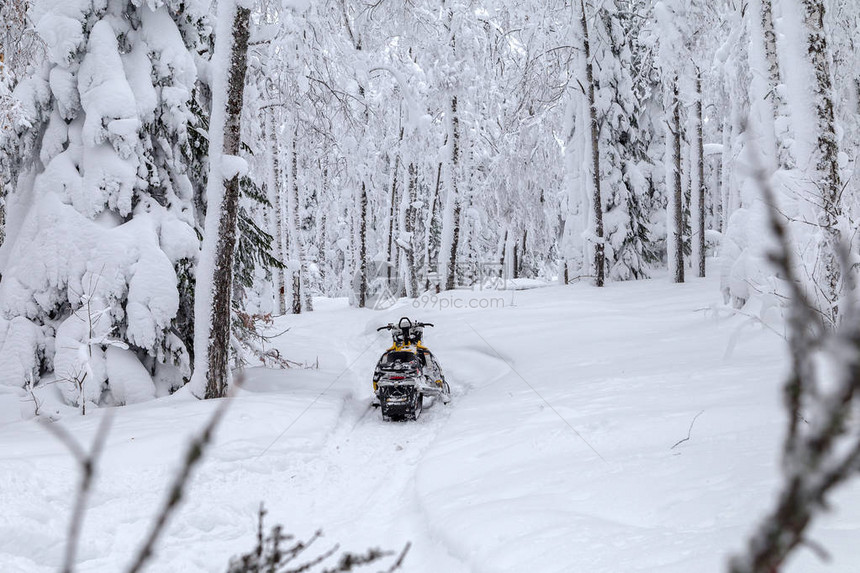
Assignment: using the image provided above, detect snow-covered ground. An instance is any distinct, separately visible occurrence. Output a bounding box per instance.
[2,274,859,572]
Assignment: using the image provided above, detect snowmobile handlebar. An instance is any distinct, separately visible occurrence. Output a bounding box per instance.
[376,318,434,331]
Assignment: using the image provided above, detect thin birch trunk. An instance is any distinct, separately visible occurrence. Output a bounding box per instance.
[266,110,286,315]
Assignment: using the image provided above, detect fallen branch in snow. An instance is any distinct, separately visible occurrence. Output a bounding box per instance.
[670,410,704,450]
[226,504,410,572]
[40,413,113,573]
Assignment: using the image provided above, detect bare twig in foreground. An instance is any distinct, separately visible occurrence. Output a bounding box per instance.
[126,376,243,573]
[41,413,113,573]
[727,132,860,572]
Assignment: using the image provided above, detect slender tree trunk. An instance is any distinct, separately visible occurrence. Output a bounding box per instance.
[512,235,519,280]
[580,0,604,287]
[802,0,842,324]
[289,135,302,314]
[762,0,795,169]
[500,229,508,279]
[358,181,368,308]
[0,193,5,252]
[387,127,403,283]
[202,4,250,399]
[266,111,287,315]
[670,78,685,284]
[695,69,706,278]
[522,229,528,278]
[318,167,328,289]
[445,95,461,291]
[427,161,443,288]
[406,162,419,297]
[719,115,731,232]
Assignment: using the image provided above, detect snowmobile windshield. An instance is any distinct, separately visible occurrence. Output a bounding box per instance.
[386,351,417,364]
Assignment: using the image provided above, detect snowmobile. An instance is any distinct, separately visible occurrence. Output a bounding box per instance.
[373,317,451,421]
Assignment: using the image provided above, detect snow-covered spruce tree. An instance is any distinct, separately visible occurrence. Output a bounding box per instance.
[0,0,208,407]
[593,1,657,282]
[0,0,43,252]
[190,0,251,400]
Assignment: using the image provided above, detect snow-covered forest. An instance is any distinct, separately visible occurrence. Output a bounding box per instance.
[1,0,860,571]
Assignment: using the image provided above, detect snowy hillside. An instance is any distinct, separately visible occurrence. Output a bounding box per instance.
[2,274,858,572]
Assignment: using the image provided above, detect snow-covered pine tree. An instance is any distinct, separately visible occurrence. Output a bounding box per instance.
[593,0,657,281]
[0,0,209,407]
[0,0,43,252]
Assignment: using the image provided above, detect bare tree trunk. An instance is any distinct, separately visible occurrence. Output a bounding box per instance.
[387,127,403,283]
[670,78,685,284]
[512,235,519,280]
[0,193,5,252]
[266,111,287,315]
[203,5,250,399]
[358,181,367,308]
[580,0,604,287]
[802,0,842,325]
[426,161,442,289]
[287,133,312,313]
[522,229,528,278]
[405,162,419,297]
[317,166,328,290]
[500,229,508,279]
[445,95,461,291]
[761,0,795,169]
[718,115,731,232]
[695,69,706,278]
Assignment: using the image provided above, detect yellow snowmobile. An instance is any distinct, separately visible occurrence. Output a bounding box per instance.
[373,317,451,421]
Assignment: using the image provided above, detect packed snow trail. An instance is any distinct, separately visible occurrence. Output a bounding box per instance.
[3,276,860,571]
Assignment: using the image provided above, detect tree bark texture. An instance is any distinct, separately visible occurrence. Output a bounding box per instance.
[671,78,685,284]
[695,71,706,278]
[205,5,250,399]
[289,135,303,314]
[445,95,461,291]
[802,0,842,324]
[406,162,419,297]
[266,111,287,315]
[358,181,368,308]
[761,0,795,169]
[580,0,605,287]
[387,127,403,283]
